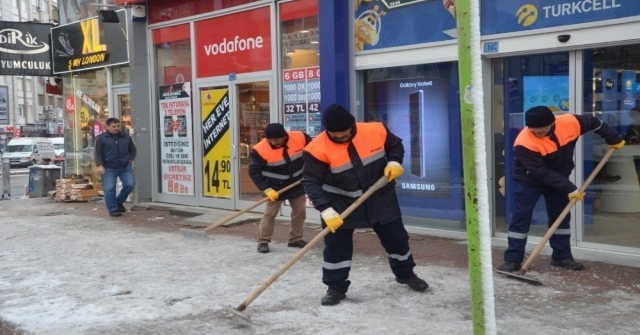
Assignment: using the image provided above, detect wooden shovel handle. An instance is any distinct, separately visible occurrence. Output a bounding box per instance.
[235,176,389,311]
[202,180,301,233]
[519,147,616,274]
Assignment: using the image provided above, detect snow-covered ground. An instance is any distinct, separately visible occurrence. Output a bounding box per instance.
[1,204,639,334]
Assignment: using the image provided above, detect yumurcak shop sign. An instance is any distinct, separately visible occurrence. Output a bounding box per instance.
[195,6,271,77]
[0,21,53,76]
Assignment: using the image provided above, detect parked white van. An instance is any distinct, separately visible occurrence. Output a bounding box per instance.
[3,138,56,167]
[51,137,64,157]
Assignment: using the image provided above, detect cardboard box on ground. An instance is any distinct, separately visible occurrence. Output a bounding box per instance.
[55,163,102,202]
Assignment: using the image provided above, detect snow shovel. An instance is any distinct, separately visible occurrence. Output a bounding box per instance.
[180,180,301,241]
[223,176,389,322]
[497,147,616,285]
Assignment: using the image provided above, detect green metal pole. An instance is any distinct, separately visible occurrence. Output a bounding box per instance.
[455,1,496,334]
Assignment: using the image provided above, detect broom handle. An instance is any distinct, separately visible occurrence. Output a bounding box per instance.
[235,176,389,311]
[203,180,301,233]
[520,147,616,272]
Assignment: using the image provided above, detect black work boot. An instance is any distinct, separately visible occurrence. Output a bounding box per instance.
[396,275,429,292]
[257,243,270,253]
[497,261,522,272]
[550,258,585,271]
[287,240,308,248]
[321,290,346,306]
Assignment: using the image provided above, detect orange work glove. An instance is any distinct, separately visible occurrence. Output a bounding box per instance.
[384,161,404,182]
[568,190,585,201]
[321,208,343,233]
[264,188,279,201]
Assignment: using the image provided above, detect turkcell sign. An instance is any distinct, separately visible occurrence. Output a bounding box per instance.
[0,21,53,76]
[195,6,271,78]
[481,0,638,35]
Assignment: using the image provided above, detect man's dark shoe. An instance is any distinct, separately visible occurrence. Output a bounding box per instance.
[396,275,429,292]
[117,204,127,213]
[257,243,270,253]
[321,290,346,306]
[497,261,522,272]
[287,240,308,248]
[550,258,585,271]
[109,211,122,217]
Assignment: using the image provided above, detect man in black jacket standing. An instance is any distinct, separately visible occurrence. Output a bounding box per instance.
[249,123,311,253]
[95,118,136,217]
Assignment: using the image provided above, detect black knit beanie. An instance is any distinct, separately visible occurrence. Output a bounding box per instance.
[525,106,555,128]
[323,104,355,132]
[264,123,287,139]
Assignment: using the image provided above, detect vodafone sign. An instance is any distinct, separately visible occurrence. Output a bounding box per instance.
[195,7,272,78]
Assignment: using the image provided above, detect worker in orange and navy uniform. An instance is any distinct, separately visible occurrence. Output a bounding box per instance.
[301,104,429,306]
[249,123,312,254]
[497,106,625,273]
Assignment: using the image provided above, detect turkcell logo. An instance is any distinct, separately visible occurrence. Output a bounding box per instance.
[540,0,621,18]
[483,41,499,54]
[516,4,538,27]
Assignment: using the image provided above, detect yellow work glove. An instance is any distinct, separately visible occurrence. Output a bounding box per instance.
[568,190,585,201]
[264,188,279,201]
[609,140,625,150]
[384,161,404,182]
[321,208,343,233]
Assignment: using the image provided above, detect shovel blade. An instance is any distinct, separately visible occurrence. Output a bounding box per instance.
[496,269,543,286]
[221,304,252,323]
[180,228,210,241]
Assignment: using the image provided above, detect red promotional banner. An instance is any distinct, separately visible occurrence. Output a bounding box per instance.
[195,7,272,78]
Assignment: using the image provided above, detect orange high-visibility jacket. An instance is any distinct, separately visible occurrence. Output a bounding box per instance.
[302,122,403,228]
[249,131,312,199]
[513,114,622,193]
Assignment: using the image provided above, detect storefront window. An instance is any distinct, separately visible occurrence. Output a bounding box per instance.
[582,45,640,248]
[362,62,465,231]
[62,68,109,192]
[493,53,570,236]
[279,0,320,136]
[153,24,193,195]
[148,0,260,24]
[112,65,130,85]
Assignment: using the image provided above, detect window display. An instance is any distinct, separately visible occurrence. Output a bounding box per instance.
[363,63,465,230]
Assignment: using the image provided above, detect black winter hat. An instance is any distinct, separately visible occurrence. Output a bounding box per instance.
[525,106,555,128]
[323,104,355,132]
[264,123,287,139]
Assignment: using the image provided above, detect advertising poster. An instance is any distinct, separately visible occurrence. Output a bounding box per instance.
[621,70,637,110]
[522,75,570,119]
[201,88,232,198]
[283,66,321,136]
[158,82,194,196]
[367,77,451,198]
[481,0,640,35]
[600,69,618,112]
[354,0,456,52]
[0,86,8,124]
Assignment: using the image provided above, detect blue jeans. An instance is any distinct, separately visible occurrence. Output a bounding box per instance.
[101,162,135,213]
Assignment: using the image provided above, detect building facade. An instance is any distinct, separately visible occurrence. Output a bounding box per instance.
[117,0,640,266]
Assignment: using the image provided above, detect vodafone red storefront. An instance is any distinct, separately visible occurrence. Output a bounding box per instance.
[149,0,319,215]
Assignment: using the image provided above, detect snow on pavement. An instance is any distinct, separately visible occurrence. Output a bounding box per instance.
[1,207,639,334]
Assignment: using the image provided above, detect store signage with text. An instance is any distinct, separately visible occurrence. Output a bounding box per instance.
[195,7,271,77]
[0,86,8,124]
[283,66,321,136]
[51,10,129,74]
[158,82,195,196]
[201,88,232,198]
[0,21,53,76]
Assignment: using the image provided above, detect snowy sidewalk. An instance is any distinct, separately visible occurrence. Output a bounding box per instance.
[1,199,639,334]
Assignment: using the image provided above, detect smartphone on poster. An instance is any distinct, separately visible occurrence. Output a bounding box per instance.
[409,90,426,178]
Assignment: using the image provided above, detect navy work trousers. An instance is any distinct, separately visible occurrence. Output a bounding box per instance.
[504,182,573,263]
[322,217,416,294]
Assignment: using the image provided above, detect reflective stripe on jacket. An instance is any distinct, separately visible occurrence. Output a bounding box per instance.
[302,122,403,228]
[513,114,622,193]
[248,131,311,200]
